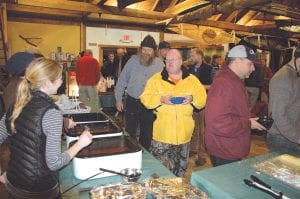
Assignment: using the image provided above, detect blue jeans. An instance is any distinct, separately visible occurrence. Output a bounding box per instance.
[267,134,299,152]
[210,155,240,167]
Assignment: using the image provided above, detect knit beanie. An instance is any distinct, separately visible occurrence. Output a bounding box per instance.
[141,35,157,50]
[4,52,35,76]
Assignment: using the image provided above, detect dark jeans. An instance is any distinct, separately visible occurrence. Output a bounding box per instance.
[210,155,240,167]
[267,134,299,152]
[125,95,155,150]
[5,176,60,199]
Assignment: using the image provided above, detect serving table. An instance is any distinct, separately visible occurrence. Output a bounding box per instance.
[190,149,300,199]
[99,91,115,108]
[59,150,175,199]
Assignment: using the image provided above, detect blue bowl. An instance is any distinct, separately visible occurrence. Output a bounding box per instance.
[170,97,185,104]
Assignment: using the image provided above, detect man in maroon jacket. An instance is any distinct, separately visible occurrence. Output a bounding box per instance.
[205,45,266,167]
[76,49,100,112]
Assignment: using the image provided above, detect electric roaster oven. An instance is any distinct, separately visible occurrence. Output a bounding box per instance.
[64,112,122,147]
[66,112,142,180]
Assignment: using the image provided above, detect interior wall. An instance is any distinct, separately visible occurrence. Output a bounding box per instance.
[8,21,81,58]
[86,27,160,61]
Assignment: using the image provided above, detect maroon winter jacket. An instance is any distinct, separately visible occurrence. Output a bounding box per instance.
[205,67,251,160]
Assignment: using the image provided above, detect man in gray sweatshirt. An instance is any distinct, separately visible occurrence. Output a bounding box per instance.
[114,35,164,150]
[267,44,300,151]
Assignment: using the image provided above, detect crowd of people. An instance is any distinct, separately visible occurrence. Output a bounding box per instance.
[0,34,299,198]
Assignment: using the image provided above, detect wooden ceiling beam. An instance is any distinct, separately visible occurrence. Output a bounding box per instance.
[183,19,295,38]
[14,0,174,21]
[234,9,249,23]
[6,4,82,17]
[151,0,160,11]
[90,0,102,5]
[17,0,101,13]
[237,10,258,25]
[87,13,158,25]
[251,23,277,29]
[100,5,174,20]
[168,0,271,24]
[116,0,144,9]
[189,20,253,32]
[0,3,8,45]
[224,10,239,22]
[164,0,210,15]
[252,3,300,20]
[209,14,222,21]
[168,0,178,8]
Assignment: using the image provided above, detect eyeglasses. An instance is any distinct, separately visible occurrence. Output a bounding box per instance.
[165,58,180,63]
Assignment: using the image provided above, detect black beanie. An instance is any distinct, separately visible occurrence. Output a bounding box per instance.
[141,35,157,50]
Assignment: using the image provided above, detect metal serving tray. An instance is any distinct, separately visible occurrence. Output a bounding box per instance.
[63,112,109,123]
[64,112,122,147]
[65,121,121,137]
[70,135,142,158]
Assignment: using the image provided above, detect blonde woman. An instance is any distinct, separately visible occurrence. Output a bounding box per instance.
[0,58,92,198]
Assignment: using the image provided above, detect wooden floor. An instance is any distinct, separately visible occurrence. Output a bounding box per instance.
[184,134,270,180]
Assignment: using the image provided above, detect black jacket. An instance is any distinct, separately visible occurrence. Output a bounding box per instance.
[6,91,59,192]
[188,63,212,85]
[245,65,264,88]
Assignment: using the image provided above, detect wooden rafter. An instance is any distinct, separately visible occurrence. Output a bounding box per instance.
[90,0,103,5]
[224,10,239,22]
[252,3,300,20]
[151,0,160,11]
[164,0,179,12]
[164,0,210,15]
[0,3,8,44]
[99,5,173,20]
[209,14,222,21]
[166,0,271,24]
[237,10,258,25]
[186,19,296,38]
[17,0,101,13]
[191,20,253,32]
[7,4,83,17]
[250,23,276,29]
[117,0,144,9]
[87,12,158,25]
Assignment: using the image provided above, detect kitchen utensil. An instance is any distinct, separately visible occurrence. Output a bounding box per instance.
[99,168,128,177]
[244,175,290,199]
[120,168,142,182]
[62,171,104,194]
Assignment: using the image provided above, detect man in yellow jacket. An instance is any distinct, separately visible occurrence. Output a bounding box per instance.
[140,49,207,176]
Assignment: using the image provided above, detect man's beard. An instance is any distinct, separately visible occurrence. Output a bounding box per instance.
[139,53,154,66]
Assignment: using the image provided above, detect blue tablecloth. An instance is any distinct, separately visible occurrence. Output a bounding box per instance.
[99,92,115,108]
[191,151,300,199]
[60,150,175,199]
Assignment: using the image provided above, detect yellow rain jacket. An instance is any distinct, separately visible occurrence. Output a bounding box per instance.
[140,68,207,145]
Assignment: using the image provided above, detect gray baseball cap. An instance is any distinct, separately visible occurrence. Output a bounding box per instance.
[227,45,257,61]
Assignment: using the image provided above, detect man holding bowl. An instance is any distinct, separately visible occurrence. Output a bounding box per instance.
[140,49,207,177]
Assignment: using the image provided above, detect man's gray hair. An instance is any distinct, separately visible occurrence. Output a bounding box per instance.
[84,49,93,56]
